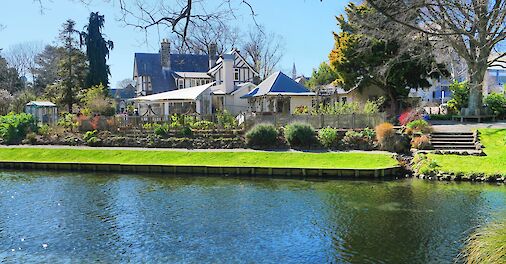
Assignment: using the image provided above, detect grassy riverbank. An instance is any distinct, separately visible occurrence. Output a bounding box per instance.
[0,147,398,169]
[428,129,506,176]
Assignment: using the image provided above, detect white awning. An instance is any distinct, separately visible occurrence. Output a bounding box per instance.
[132,82,214,102]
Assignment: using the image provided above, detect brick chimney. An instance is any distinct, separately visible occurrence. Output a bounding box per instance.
[208,43,218,69]
[160,39,171,70]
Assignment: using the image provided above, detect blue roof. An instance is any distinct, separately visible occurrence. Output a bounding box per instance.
[134,53,209,94]
[241,71,313,98]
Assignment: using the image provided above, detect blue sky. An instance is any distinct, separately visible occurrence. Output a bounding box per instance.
[0,0,347,87]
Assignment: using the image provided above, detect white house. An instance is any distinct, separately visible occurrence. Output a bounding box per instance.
[132,41,259,116]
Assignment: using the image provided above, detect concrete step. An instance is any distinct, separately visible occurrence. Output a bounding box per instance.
[431,133,474,137]
[429,137,474,142]
[432,144,476,149]
[432,141,475,145]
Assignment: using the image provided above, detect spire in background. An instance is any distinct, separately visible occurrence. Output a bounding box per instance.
[292,63,297,79]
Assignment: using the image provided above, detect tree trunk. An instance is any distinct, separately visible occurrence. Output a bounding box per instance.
[466,62,487,116]
[387,89,398,116]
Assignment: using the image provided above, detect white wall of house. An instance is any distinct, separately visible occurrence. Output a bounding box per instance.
[290,96,314,113]
[211,50,258,93]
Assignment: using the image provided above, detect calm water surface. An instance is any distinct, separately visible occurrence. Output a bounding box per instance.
[0,171,505,263]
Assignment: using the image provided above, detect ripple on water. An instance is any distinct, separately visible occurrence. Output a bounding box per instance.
[0,173,505,263]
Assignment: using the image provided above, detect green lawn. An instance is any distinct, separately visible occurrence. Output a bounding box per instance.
[0,148,398,169]
[428,129,506,176]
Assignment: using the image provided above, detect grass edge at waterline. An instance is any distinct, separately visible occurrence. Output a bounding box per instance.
[0,147,399,169]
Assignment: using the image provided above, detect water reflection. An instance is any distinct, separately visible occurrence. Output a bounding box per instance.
[0,171,505,263]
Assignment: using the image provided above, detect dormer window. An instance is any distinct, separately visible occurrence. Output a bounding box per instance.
[234,68,240,81]
[178,79,184,89]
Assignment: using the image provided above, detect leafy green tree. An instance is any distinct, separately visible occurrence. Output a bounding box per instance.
[329,3,446,114]
[306,62,338,89]
[0,54,23,93]
[10,89,37,113]
[81,84,116,116]
[446,81,469,114]
[81,12,114,92]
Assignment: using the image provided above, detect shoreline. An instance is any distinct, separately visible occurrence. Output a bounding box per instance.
[0,161,404,179]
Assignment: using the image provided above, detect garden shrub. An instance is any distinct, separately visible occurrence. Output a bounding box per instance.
[153,123,170,137]
[0,113,36,144]
[411,135,432,150]
[484,93,506,118]
[216,110,237,129]
[318,127,339,149]
[25,132,38,144]
[177,126,193,137]
[142,123,154,130]
[398,109,425,126]
[245,124,278,148]
[191,120,216,130]
[406,119,432,134]
[83,130,98,142]
[412,154,440,176]
[58,113,78,130]
[362,127,376,140]
[374,122,410,153]
[83,130,100,146]
[284,123,317,148]
[37,124,50,136]
[342,130,375,150]
[375,122,395,144]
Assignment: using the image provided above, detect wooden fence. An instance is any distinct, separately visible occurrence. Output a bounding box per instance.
[76,112,386,131]
[243,113,387,129]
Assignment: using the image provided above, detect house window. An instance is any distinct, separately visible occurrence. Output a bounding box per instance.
[191,79,197,87]
[178,79,184,89]
[234,68,240,81]
[341,97,348,104]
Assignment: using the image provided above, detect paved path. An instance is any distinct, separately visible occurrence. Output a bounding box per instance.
[0,144,393,155]
[430,121,506,132]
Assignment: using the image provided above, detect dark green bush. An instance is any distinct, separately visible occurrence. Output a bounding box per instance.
[484,93,506,117]
[318,127,339,148]
[429,114,452,120]
[245,124,278,148]
[0,113,36,144]
[153,123,170,137]
[284,123,316,148]
[177,126,193,137]
[342,130,375,150]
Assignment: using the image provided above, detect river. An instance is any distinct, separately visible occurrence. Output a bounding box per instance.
[0,171,505,263]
